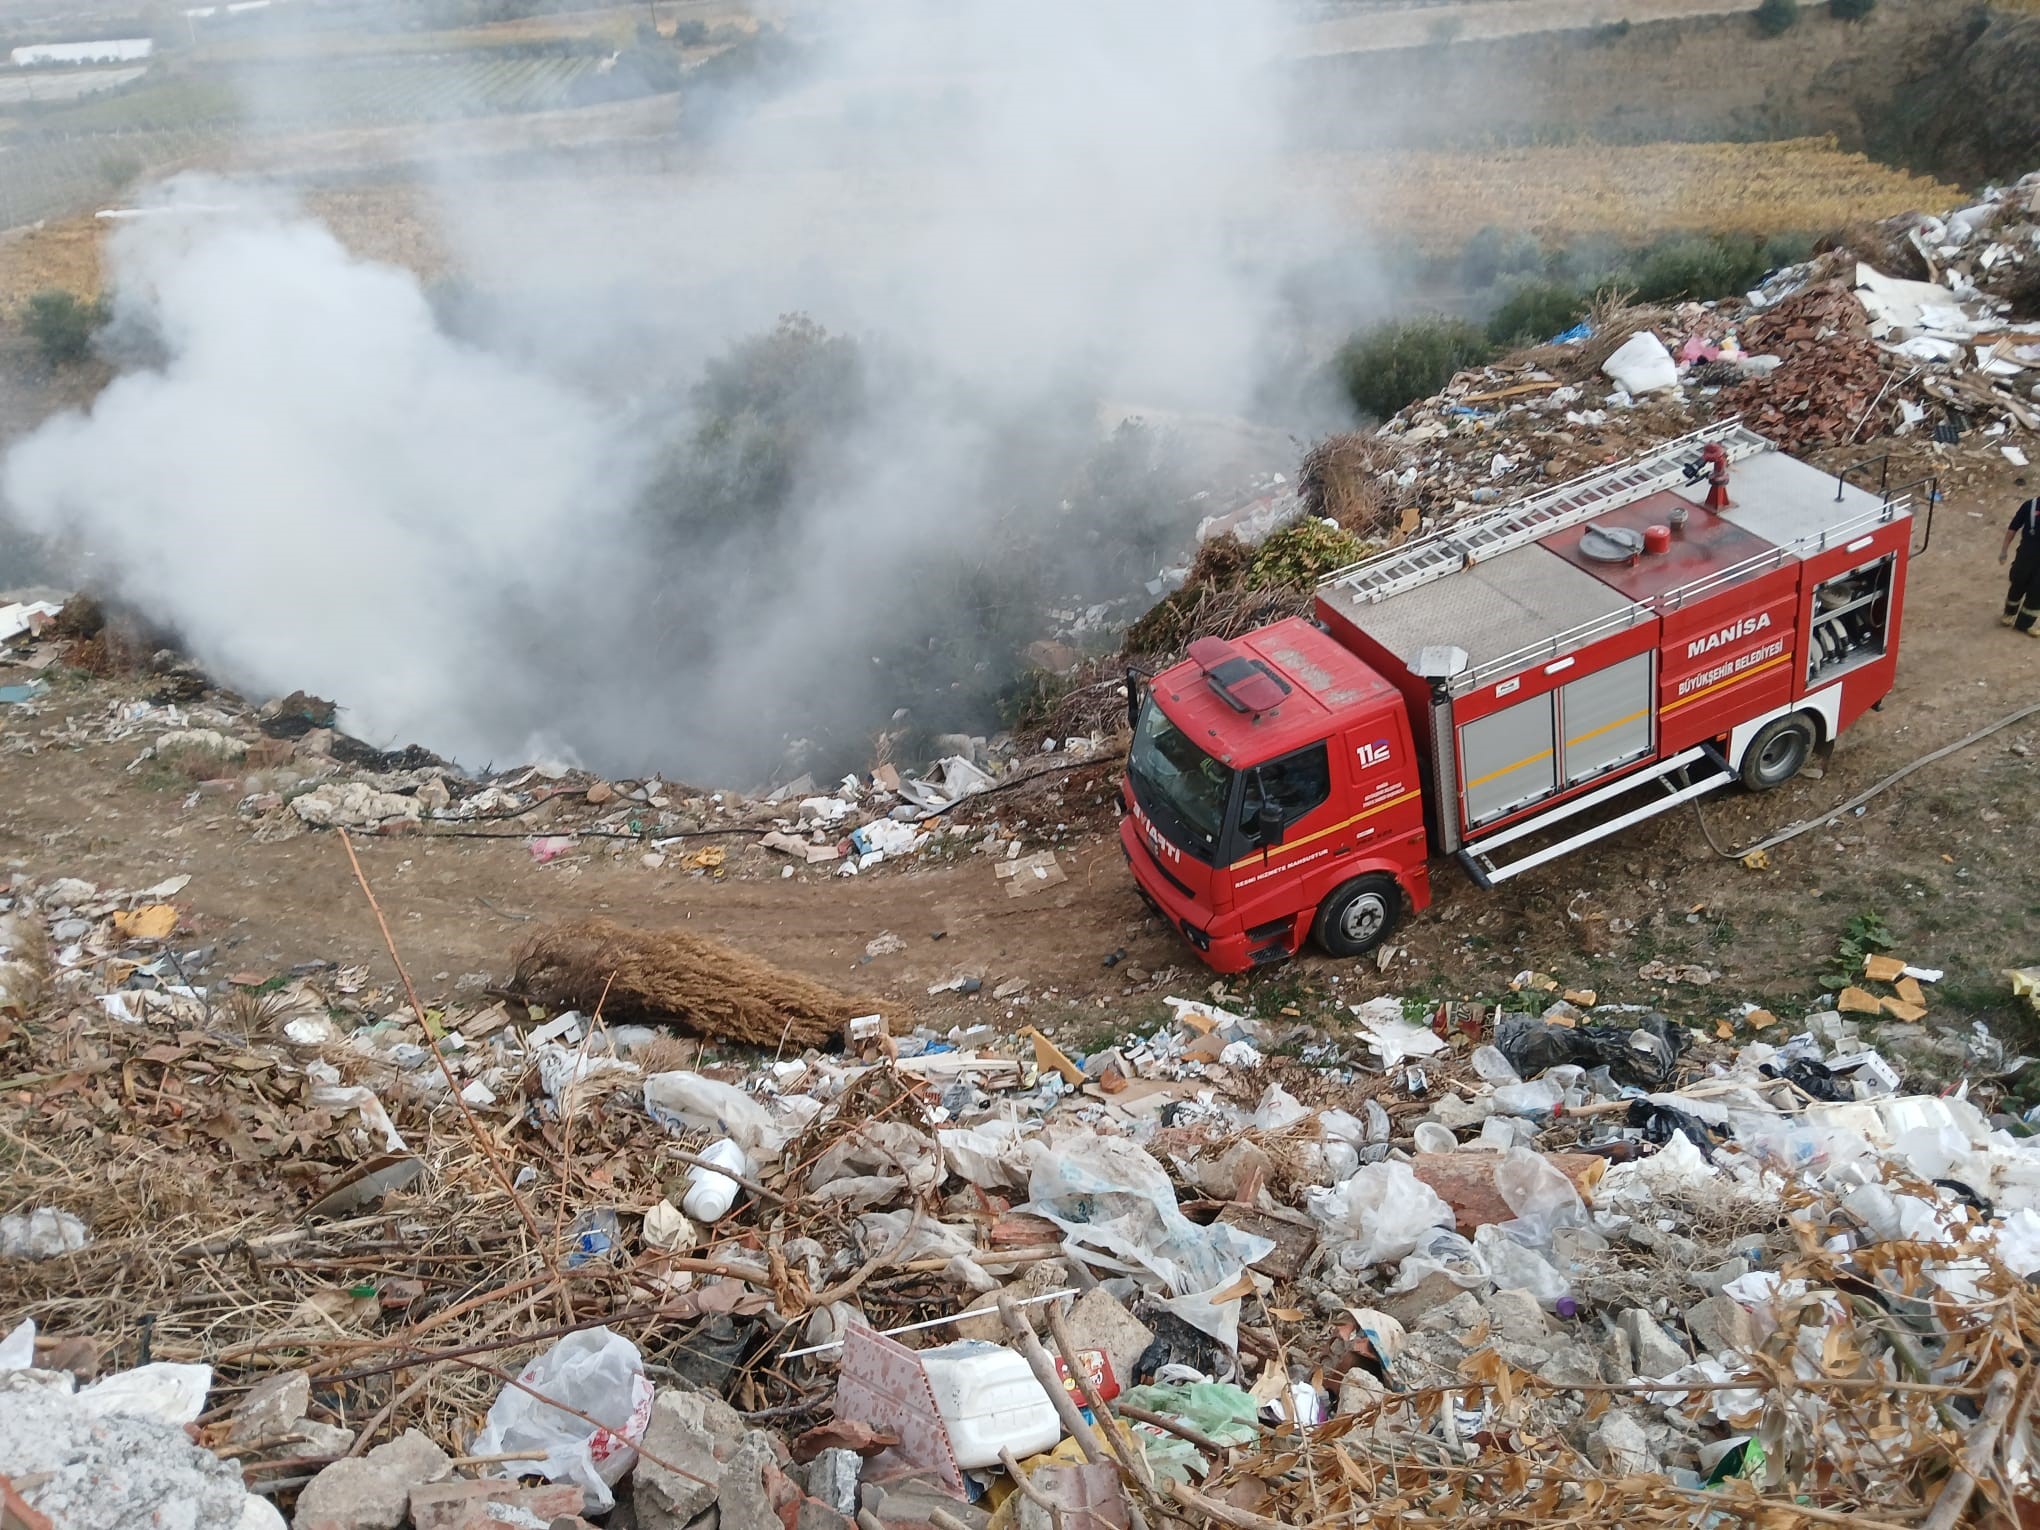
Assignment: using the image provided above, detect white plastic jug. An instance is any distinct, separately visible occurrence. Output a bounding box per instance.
[681,1138,750,1223]
[916,1340,1061,1468]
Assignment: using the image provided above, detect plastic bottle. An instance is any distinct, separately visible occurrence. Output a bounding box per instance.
[680,1137,750,1222]
[1491,1079,1563,1119]
[1471,1046,1519,1085]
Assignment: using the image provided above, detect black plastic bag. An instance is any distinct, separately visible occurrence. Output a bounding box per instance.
[1760,1058,1851,1103]
[1497,1010,1685,1090]
[1626,1098,1730,1160]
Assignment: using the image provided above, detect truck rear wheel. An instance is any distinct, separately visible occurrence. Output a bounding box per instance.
[1741,713,1817,792]
[1313,874,1402,959]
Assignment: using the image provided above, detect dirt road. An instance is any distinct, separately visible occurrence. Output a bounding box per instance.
[3,440,2036,1036]
[1296,0,1763,55]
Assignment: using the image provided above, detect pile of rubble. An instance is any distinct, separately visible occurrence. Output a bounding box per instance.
[0,606,1123,885]
[1323,170,2040,539]
[5,853,2039,1530]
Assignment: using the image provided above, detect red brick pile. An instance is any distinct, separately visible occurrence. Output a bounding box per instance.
[1713,283,1913,452]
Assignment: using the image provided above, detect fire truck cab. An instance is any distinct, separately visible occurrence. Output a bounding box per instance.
[1121,422,1925,974]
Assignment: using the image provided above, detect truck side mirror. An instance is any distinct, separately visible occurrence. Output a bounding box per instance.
[1257,796,1285,847]
[1124,668,1141,734]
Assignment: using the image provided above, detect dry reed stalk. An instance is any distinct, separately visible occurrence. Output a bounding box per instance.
[338,829,543,1244]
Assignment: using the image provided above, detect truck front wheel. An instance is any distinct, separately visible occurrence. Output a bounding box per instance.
[1741,714,1817,792]
[1313,874,1402,959]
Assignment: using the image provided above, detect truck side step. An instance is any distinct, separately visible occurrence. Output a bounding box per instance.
[1458,745,1735,888]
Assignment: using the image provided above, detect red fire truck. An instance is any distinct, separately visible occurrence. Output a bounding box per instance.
[1120,421,1930,973]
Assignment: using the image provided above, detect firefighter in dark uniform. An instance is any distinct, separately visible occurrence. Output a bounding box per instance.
[2004,493,2040,635]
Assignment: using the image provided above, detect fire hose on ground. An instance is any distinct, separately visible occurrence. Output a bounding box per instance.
[1692,699,2040,861]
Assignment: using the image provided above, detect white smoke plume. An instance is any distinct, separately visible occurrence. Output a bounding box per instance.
[3,0,1385,780]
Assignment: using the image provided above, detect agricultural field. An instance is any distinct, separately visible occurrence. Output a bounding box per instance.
[1313,137,1962,251]
[0,125,226,231]
[11,52,614,134]
[0,63,144,104]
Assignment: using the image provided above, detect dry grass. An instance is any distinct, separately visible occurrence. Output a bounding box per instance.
[510,917,876,1049]
[1314,136,1961,251]
[1299,432,1394,536]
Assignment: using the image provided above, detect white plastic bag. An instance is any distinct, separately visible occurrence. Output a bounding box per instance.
[1472,1224,1569,1309]
[643,1071,781,1155]
[1470,1046,1519,1085]
[0,1317,34,1370]
[1253,1083,1312,1132]
[77,1362,213,1423]
[1495,1147,1586,1246]
[470,1328,654,1513]
[1601,331,1679,394]
[1019,1131,1273,1296]
[1386,1227,1489,1295]
[938,1120,1039,1192]
[1305,1162,1452,1269]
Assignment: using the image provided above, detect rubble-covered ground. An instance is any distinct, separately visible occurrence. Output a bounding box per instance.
[3,175,2040,1530]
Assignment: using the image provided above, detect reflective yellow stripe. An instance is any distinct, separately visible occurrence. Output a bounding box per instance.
[1466,749,1551,791]
[1566,708,1647,748]
[1661,652,1791,715]
[1228,788,1421,870]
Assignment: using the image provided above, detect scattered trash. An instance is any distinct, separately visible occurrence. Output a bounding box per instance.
[469,1328,655,1513]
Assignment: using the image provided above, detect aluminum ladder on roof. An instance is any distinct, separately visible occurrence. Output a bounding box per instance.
[1321,419,1774,606]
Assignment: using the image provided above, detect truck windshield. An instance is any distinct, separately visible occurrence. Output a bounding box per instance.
[1128,698,1234,862]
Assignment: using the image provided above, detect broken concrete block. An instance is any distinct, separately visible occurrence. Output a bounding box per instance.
[1383,1271,1469,1330]
[805,1449,861,1517]
[1060,1289,1154,1387]
[951,1261,1064,1343]
[1685,1294,1755,1357]
[230,1369,310,1443]
[1485,1288,1551,1344]
[1535,1340,1604,1389]
[1686,1257,1750,1298]
[291,1458,408,1530]
[294,1420,358,1457]
[1616,1309,1691,1380]
[1591,1410,1658,1475]
[718,1434,791,1530]
[632,1392,727,1529]
[1411,1290,1485,1338]
[860,1479,990,1530]
[362,1428,452,1491]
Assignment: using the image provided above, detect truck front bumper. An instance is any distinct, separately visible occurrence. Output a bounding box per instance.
[1118,820,1255,974]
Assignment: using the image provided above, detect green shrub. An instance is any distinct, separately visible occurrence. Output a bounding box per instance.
[1828,0,1874,17]
[23,290,108,366]
[1460,226,1546,289]
[1485,279,1590,346]
[1754,0,1801,35]
[1628,234,1774,303]
[1333,317,1494,420]
[1248,518,1370,588]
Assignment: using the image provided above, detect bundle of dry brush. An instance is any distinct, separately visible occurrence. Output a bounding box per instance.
[511,918,876,1048]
